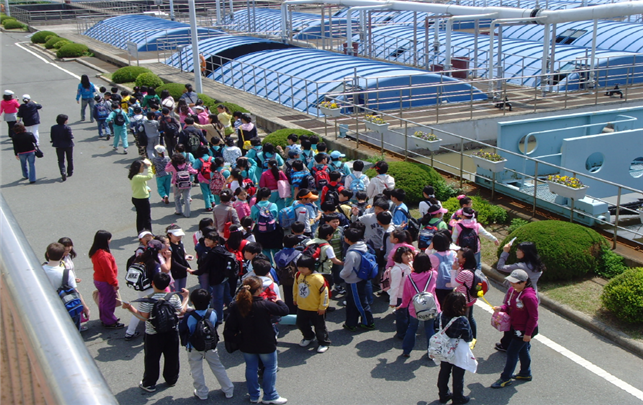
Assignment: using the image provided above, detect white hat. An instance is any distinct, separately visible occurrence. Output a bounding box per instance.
[194,106,205,111]
[4,90,14,96]
[167,228,185,237]
[138,230,153,239]
[154,144,166,154]
[22,94,30,100]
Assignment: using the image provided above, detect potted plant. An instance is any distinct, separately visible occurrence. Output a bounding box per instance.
[412,131,442,152]
[364,114,388,133]
[471,150,507,173]
[319,101,341,118]
[547,174,589,200]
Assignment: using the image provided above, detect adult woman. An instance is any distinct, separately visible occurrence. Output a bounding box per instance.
[495,241,544,351]
[388,246,414,340]
[238,114,257,151]
[217,104,232,129]
[1,90,20,138]
[124,240,164,341]
[128,159,154,233]
[429,231,458,308]
[89,230,123,328]
[250,187,283,262]
[223,276,289,404]
[400,252,439,357]
[11,123,37,183]
[259,159,288,211]
[452,247,479,345]
[76,74,96,122]
[491,269,539,389]
[193,114,224,144]
[165,153,198,218]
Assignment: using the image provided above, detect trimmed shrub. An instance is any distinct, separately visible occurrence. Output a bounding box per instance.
[443,195,508,225]
[365,161,437,205]
[498,220,608,282]
[56,43,88,59]
[44,35,62,49]
[595,247,627,279]
[112,66,151,84]
[0,14,13,23]
[197,93,217,110]
[219,101,248,114]
[155,83,185,101]
[135,72,163,89]
[507,217,529,234]
[31,30,57,43]
[53,39,72,50]
[3,19,25,30]
[263,129,318,149]
[601,267,643,324]
[413,164,459,201]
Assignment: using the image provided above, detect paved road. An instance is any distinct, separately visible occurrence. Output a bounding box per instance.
[2,30,643,405]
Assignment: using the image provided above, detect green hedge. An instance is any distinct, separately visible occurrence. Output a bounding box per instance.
[197,93,217,110]
[56,43,88,59]
[365,161,439,205]
[31,30,57,43]
[44,35,62,49]
[263,129,318,149]
[498,220,608,282]
[443,195,508,226]
[413,164,459,201]
[155,83,185,100]
[135,72,163,88]
[0,14,13,23]
[112,66,151,84]
[154,84,247,115]
[53,39,72,50]
[601,267,643,324]
[596,247,627,279]
[3,19,25,29]
[219,101,248,114]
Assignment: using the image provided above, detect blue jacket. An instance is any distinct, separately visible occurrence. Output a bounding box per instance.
[106,109,130,134]
[17,101,41,126]
[76,82,96,101]
[50,124,74,148]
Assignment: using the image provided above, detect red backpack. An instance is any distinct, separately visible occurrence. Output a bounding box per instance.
[199,157,213,180]
[312,165,330,190]
[209,169,226,195]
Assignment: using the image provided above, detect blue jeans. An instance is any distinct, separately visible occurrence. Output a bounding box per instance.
[474,251,481,270]
[97,119,110,137]
[172,277,187,292]
[500,338,532,381]
[80,97,95,122]
[394,299,409,338]
[209,282,225,324]
[402,316,435,354]
[19,152,36,182]
[242,351,279,402]
[467,305,477,339]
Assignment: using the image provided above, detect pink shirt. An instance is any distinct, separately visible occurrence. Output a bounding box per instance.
[386,242,417,269]
[455,269,477,306]
[164,162,198,184]
[259,170,287,191]
[399,269,440,318]
[1,98,20,115]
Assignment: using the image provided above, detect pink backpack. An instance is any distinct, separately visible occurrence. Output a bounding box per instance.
[209,170,226,195]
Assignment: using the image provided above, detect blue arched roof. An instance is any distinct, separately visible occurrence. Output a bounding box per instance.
[208,48,486,114]
[165,35,294,72]
[83,15,223,51]
[502,20,643,53]
[358,25,641,89]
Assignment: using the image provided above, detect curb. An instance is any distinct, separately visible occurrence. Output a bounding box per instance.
[480,263,643,359]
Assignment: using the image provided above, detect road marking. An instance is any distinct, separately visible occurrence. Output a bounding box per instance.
[475,301,643,401]
[15,41,80,80]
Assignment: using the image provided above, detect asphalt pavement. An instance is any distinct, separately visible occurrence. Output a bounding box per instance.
[2,30,643,405]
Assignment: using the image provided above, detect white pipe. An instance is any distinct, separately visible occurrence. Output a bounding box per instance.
[188,0,202,93]
[169,0,175,21]
[445,13,496,72]
[4,0,9,17]
[541,23,550,94]
[344,3,392,55]
[216,0,222,26]
[590,18,598,88]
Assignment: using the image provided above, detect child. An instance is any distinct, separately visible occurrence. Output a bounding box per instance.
[448,195,473,230]
[386,229,417,269]
[435,292,473,404]
[193,146,215,211]
[93,95,111,139]
[241,242,263,279]
[252,256,281,301]
[390,189,410,227]
[105,102,130,154]
[329,150,350,180]
[286,133,299,151]
[311,153,330,191]
[184,288,234,400]
[166,224,194,291]
[452,247,479,348]
[213,189,240,237]
[300,139,315,170]
[339,228,375,331]
[223,136,242,166]
[419,185,442,217]
[275,234,303,314]
[388,246,414,340]
[344,160,369,197]
[452,207,499,269]
[293,255,330,353]
[209,137,224,159]
[165,152,198,218]
[290,221,310,248]
[193,217,214,249]
[234,187,251,218]
[337,189,353,218]
[376,211,395,268]
[354,191,370,216]
[120,90,131,111]
[309,135,320,153]
[211,156,230,205]
[289,160,309,199]
[295,189,322,237]
[320,202,349,227]
[240,216,256,243]
[110,86,122,105]
[152,145,172,204]
[366,161,395,204]
[320,171,344,207]
[305,223,344,292]
[50,114,74,181]
[351,198,389,254]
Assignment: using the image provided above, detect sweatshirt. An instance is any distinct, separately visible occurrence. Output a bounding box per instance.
[50,124,74,148]
[353,212,385,250]
[497,251,542,293]
[224,297,289,354]
[452,219,498,252]
[366,174,395,204]
[340,241,368,284]
[91,249,118,286]
[500,286,539,337]
[388,262,412,306]
[293,272,329,312]
[400,269,440,318]
[434,313,473,342]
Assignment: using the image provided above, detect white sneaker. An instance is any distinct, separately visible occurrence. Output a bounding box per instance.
[224,390,234,399]
[262,397,287,404]
[317,345,329,353]
[193,389,207,400]
[299,338,313,347]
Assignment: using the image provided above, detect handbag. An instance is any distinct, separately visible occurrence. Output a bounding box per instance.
[491,311,511,332]
[34,144,44,158]
[277,179,291,199]
[243,140,252,150]
[428,315,461,364]
[452,338,478,373]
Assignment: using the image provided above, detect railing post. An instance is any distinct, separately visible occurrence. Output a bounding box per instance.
[459,138,464,189]
[404,121,408,161]
[613,187,622,249]
[532,161,539,217]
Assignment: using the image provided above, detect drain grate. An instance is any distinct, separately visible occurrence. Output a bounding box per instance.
[291,119,325,129]
[278,114,312,121]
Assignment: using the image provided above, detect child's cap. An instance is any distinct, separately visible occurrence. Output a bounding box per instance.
[138,230,153,239]
[330,151,345,160]
[167,228,185,237]
[154,144,166,154]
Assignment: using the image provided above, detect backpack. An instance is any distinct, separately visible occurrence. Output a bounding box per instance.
[209,169,226,195]
[113,111,126,127]
[428,315,461,363]
[94,103,109,120]
[57,268,84,318]
[302,242,329,271]
[398,207,420,241]
[163,118,181,139]
[348,172,367,192]
[324,183,341,207]
[199,157,213,180]
[179,309,219,351]
[354,250,378,280]
[301,173,317,190]
[257,204,277,233]
[435,253,454,290]
[312,165,330,190]
[464,269,489,300]
[214,245,240,281]
[275,251,302,286]
[187,130,201,154]
[134,120,147,147]
[134,293,179,334]
[380,267,392,291]
[301,150,314,168]
[242,178,256,196]
[456,223,480,252]
[408,273,437,321]
[124,262,151,291]
[418,220,442,250]
[278,205,298,230]
[174,164,192,190]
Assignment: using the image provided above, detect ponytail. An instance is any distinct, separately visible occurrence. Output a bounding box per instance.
[236,276,262,317]
[268,159,279,181]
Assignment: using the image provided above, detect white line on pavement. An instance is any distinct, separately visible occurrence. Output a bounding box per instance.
[15,41,81,80]
[475,301,643,402]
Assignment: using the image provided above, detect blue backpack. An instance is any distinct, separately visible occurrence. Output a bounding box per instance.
[355,250,378,280]
[348,172,367,192]
[94,103,110,120]
[278,205,298,230]
[257,204,277,233]
[57,268,84,318]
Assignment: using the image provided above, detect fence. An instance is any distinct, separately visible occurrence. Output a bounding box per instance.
[11,1,142,25]
[0,194,118,405]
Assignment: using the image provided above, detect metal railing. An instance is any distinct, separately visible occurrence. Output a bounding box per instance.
[11,1,142,25]
[0,194,118,405]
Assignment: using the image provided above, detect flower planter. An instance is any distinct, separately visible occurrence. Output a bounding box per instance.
[471,155,507,173]
[412,137,442,152]
[365,121,389,133]
[320,106,341,118]
[547,182,589,200]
